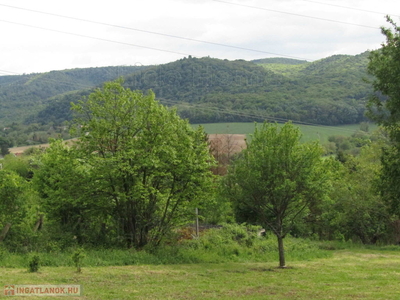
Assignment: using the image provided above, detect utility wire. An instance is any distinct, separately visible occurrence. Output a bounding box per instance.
[0,0,392,77]
[213,0,380,30]
[0,19,190,57]
[0,69,20,75]
[0,3,309,61]
[302,0,400,18]
[0,0,388,74]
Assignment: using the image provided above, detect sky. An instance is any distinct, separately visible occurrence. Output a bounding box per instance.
[0,0,399,75]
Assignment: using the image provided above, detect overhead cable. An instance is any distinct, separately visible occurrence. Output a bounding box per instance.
[213,0,380,30]
[0,3,308,61]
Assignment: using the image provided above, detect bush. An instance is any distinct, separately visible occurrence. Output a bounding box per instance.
[72,248,85,273]
[28,254,40,272]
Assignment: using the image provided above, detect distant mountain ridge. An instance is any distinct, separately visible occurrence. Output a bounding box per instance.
[0,52,373,127]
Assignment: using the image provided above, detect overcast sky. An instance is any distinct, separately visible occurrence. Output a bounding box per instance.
[0,0,399,75]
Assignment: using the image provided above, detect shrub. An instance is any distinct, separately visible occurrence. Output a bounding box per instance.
[28,254,40,272]
[72,248,85,273]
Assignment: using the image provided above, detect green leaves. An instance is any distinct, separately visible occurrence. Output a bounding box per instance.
[222,122,328,266]
[367,17,400,141]
[366,17,400,221]
[0,170,26,226]
[0,137,11,156]
[326,143,390,244]
[36,80,215,248]
[0,168,38,249]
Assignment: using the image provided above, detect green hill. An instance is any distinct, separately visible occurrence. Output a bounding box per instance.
[0,52,374,128]
[120,53,372,125]
[0,66,146,126]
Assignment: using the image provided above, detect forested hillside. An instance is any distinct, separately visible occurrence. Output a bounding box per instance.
[122,52,372,125]
[0,52,373,128]
[0,65,146,126]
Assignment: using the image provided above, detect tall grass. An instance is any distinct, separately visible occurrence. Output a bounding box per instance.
[0,224,332,268]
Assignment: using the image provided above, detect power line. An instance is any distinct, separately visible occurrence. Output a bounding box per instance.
[0,1,387,76]
[0,3,309,61]
[302,0,400,18]
[0,69,20,75]
[0,1,391,78]
[0,19,191,57]
[213,0,380,30]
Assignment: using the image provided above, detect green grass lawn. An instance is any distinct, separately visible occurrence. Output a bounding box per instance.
[194,122,377,143]
[2,249,400,299]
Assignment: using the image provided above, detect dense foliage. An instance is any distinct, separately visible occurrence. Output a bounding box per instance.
[366,17,400,219]
[33,81,215,249]
[0,119,396,267]
[0,137,11,156]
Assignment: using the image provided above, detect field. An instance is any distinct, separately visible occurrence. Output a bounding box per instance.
[195,122,377,143]
[2,248,400,299]
[8,144,51,155]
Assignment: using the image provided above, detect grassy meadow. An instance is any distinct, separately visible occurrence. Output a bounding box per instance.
[1,227,399,299]
[2,247,400,299]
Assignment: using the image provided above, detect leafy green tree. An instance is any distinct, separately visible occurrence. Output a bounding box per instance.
[33,140,99,245]
[222,122,328,267]
[0,137,11,156]
[366,17,400,217]
[325,143,391,243]
[378,147,400,216]
[2,154,34,180]
[35,80,215,249]
[0,169,34,247]
[367,16,400,142]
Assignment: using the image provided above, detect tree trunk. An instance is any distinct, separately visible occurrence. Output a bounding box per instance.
[277,234,286,268]
[0,223,12,242]
[33,214,44,232]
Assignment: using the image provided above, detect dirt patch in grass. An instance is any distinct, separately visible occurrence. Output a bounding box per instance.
[8,144,50,155]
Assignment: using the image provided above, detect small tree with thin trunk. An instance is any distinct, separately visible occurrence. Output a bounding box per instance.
[223,122,328,267]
